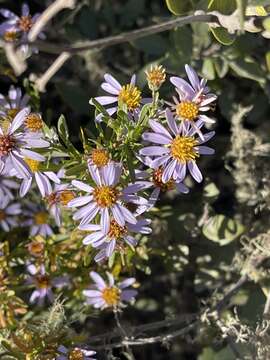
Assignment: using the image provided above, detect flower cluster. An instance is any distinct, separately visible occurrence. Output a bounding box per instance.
[0,62,217,358]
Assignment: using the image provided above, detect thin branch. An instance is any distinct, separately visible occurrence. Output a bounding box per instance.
[28,0,77,42]
[2,43,27,75]
[33,13,218,55]
[34,52,71,92]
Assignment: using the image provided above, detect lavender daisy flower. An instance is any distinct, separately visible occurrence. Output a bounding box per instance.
[19,158,60,197]
[169,64,217,138]
[46,170,75,226]
[0,108,49,178]
[79,218,151,261]
[26,264,69,306]
[57,345,96,360]
[23,204,53,238]
[0,85,30,121]
[68,162,148,232]
[139,109,215,184]
[0,164,19,199]
[92,73,144,122]
[87,148,110,168]
[0,195,21,231]
[83,271,137,309]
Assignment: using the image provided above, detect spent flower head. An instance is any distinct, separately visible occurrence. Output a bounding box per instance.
[145,64,166,91]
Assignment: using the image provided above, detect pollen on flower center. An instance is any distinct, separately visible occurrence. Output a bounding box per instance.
[108,220,127,240]
[59,190,75,206]
[176,101,199,121]
[0,210,6,221]
[35,274,50,289]
[34,211,48,225]
[3,30,18,42]
[93,186,119,208]
[18,15,33,32]
[24,158,40,172]
[0,135,16,157]
[118,84,141,111]
[102,287,120,306]
[91,148,109,167]
[68,349,84,360]
[152,168,175,191]
[170,135,199,163]
[25,113,43,132]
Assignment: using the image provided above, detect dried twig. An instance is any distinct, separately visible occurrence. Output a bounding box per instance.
[28,0,77,42]
[34,52,71,92]
[2,42,27,75]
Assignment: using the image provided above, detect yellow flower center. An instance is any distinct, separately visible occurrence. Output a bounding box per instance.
[34,211,48,225]
[176,101,199,121]
[108,220,127,240]
[102,287,121,306]
[18,15,33,32]
[59,190,75,206]
[152,168,175,192]
[118,84,141,111]
[24,158,40,172]
[93,186,119,208]
[91,149,110,167]
[145,65,166,89]
[35,274,50,289]
[25,113,43,132]
[170,135,199,163]
[0,210,6,221]
[27,241,44,257]
[68,349,84,360]
[0,134,16,156]
[3,30,18,42]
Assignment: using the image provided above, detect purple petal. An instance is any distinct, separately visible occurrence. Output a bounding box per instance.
[188,161,203,183]
[149,119,172,139]
[139,146,169,156]
[104,73,122,90]
[142,132,171,145]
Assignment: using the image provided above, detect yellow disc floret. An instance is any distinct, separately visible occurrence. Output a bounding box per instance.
[170,135,199,163]
[18,15,33,32]
[24,158,40,172]
[25,113,43,132]
[35,275,50,289]
[93,186,119,208]
[102,287,121,306]
[3,30,18,42]
[118,84,141,111]
[34,211,48,225]
[152,168,175,191]
[108,220,127,240]
[91,148,110,167]
[145,65,166,90]
[176,101,199,121]
[59,190,75,206]
[68,349,84,360]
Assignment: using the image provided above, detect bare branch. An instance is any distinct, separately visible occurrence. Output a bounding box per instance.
[33,13,218,55]
[34,52,71,92]
[2,42,27,75]
[28,0,77,42]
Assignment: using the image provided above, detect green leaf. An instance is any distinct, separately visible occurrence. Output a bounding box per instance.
[57,115,69,144]
[208,0,237,45]
[133,34,168,56]
[165,0,193,14]
[210,27,236,45]
[266,51,270,72]
[202,58,216,80]
[214,57,229,78]
[203,214,244,245]
[65,163,87,176]
[173,27,193,63]
[229,58,266,84]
